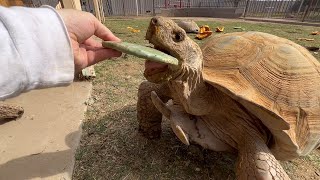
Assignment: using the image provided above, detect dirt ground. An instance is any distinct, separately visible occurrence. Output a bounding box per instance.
[73,18,320,180]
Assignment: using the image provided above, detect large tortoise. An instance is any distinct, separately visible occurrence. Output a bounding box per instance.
[135,17,320,179]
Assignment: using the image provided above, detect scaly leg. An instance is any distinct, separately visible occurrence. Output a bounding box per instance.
[137,81,171,139]
[237,133,290,180]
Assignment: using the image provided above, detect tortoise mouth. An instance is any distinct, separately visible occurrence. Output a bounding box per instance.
[144,45,170,76]
[144,60,168,76]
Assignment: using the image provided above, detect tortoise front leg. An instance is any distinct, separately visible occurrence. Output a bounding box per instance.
[0,103,24,121]
[137,81,171,139]
[236,133,290,180]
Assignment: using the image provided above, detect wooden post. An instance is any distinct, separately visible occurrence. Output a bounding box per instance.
[99,0,105,22]
[93,0,102,22]
[61,0,81,10]
[135,0,139,16]
[0,0,9,6]
[0,0,24,6]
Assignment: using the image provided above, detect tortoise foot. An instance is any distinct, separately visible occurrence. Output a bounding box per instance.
[138,124,162,139]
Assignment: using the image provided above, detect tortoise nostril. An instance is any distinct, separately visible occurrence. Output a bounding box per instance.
[151,17,158,25]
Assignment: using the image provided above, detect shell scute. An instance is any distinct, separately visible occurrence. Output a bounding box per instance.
[202,32,320,158]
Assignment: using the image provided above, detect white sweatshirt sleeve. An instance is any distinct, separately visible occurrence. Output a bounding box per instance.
[0,5,74,100]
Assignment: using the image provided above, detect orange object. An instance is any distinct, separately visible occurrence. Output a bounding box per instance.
[196,25,213,40]
[127,27,140,33]
[196,31,213,40]
[216,26,225,32]
[199,25,211,33]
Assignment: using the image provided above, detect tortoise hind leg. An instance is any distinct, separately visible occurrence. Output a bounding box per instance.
[137,81,171,139]
[237,133,290,180]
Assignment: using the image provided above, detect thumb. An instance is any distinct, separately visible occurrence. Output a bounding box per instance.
[93,19,121,42]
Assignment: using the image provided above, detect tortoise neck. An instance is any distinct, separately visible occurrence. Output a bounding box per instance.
[168,66,215,115]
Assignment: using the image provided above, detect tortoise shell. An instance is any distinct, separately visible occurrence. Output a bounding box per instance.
[175,19,200,34]
[202,31,320,160]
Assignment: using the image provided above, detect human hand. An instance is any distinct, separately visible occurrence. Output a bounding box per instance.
[57,9,122,73]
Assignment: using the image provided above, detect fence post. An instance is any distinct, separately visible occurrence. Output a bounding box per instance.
[61,0,81,10]
[153,0,155,16]
[122,0,126,16]
[59,0,64,8]
[93,0,101,22]
[302,0,314,22]
[135,0,139,16]
[297,0,305,15]
[243,0,250,18]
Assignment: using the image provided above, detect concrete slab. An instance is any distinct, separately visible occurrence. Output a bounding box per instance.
[0,82,92,180]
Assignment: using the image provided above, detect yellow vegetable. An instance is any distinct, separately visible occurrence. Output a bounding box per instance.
[196,25,213,40]
[216,26,224,32]
[196,31,213,40]
[127,27,140,33]
[199,25,210,33]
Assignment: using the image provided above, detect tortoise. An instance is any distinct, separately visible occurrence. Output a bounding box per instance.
[102,17,320,179]
[174,19,199,34]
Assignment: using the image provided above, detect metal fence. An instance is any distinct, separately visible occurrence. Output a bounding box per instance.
[243,0,320,22]
[21,0,320,22]
[100,0,319,22]
[23,0,60,7]
[99,0,247,16]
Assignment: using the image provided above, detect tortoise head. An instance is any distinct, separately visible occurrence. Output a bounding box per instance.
[144,17,203,83]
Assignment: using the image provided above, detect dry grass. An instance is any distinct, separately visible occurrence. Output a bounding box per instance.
[72,18,320,180]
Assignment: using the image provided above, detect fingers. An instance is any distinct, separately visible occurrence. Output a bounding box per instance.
[82,38,122,63]
[86,48,122,66]
[93,19,121,42]
[83,37,102,47]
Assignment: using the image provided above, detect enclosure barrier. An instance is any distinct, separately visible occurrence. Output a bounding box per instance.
[4,0,320,22]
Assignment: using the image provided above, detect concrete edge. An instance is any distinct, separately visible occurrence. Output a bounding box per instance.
[69,82,93,178]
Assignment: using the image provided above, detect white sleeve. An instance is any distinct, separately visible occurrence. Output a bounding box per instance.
[0,5,74,100]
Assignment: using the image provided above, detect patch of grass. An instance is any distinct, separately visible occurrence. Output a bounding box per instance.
[73,18,320,180]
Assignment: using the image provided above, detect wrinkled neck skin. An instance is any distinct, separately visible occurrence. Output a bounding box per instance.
[168,61,217,116]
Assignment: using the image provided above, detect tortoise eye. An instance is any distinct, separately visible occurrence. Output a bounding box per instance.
[174,32,184,42]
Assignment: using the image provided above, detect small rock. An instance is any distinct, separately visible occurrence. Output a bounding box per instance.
[314,52,318,55]
[195,168,201,171]
[184,160,190,166]
[85,98,95,106]
[124,76,131,80]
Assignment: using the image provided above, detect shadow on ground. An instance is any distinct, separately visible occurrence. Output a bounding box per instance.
[73,105,236,180]
[0,131,79,179]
